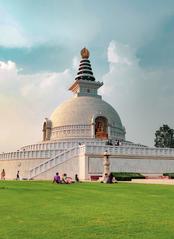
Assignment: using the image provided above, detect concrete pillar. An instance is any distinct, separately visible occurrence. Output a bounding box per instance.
[108,125,111,139]
[78,146,89,180]
[91,123,95,138]
[79,154,89,180]
[103,151,110,177]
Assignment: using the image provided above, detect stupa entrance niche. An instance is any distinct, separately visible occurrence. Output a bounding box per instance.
[42,119,52,141]
[95,116,108,139]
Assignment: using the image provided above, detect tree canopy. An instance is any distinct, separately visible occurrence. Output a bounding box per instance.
[154,124,174,148]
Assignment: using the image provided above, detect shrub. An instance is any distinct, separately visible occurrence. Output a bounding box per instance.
[114,176,132,181]
[163,173,174,179]
[112,172,145,181]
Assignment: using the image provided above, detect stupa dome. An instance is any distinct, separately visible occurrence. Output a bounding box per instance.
[50,96,125,140]
[50,96,123,128]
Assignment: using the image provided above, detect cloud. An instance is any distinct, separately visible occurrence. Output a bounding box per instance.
[102,41,174,147]
[0,24,30,48]
[0,7,45,48]
[0,8,31,48]
[0,44,73,73]
[0,60,20,94]
[0,60,16,70]
[107,41,135,65]
[137,15,174,69]
[0,60,72,152]
[72,56,80,70]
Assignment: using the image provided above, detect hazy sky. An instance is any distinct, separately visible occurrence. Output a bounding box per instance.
[0,0,174,152]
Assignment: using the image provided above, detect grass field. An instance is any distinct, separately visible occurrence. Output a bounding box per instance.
[0,181,174,239]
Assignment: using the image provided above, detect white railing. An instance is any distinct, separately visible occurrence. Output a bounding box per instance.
[0,149,64,160]
[19,139,109,151]
[0,139,106,160]
[20,139,146,152]
[29,146,83,179]
[2,141,174,161]
[85,145,174,157]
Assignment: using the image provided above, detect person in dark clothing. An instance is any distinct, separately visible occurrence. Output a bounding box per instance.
[16,171,20,180]
[75,174,79,182]
[107,173,114,184]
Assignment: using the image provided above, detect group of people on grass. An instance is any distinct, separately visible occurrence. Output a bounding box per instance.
[53,172,80,184]
[101,173,117,184]
[53,172,117,184]
[1,168,116,184]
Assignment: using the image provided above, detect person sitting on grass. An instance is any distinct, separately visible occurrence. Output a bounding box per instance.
[62,173,73,184]
[103,173,109,183]
[61,173,67,183]
[112,177,118,183]
[65,176,73,184]
[100,173,108,183]
[107,172,114,184]
[53,172,61,184]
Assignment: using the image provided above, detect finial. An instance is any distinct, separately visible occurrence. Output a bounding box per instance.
[81,47,90,59]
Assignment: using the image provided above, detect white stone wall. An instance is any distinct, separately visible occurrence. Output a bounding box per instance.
[51,125,91,140]
[110,157,174,174]
[88,157,103,174]
[88,156,174,175]
[0,158,48,180]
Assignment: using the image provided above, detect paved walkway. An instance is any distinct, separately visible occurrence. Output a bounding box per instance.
[129,179,174,185]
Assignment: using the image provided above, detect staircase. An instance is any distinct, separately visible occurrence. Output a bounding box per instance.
[29,146,81,179]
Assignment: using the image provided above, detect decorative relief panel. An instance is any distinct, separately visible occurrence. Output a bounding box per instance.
[51,125,91,140]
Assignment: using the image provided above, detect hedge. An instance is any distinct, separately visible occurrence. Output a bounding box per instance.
[112,172,145,181]
[163,173,174,179]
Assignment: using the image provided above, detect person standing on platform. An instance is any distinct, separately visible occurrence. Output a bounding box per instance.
[1,169,5,180]
[16,171,20,180]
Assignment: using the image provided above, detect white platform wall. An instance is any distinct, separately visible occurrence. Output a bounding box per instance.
[88,157,174,175]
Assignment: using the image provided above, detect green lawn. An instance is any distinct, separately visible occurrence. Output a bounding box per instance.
[0,181,174,239]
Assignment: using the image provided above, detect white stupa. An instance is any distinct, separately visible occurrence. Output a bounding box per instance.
[44,47,125,142]
[1,48,174,180]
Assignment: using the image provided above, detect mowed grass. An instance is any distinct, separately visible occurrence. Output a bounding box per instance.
[0,181,174,239]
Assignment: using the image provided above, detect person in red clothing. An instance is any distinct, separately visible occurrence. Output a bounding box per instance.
[62,173,72,184]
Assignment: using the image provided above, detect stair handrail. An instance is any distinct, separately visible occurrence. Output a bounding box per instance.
[29,145,84,179]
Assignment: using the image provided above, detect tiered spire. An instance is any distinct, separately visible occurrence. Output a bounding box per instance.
[69,48,103,97]
[75,47,95,81]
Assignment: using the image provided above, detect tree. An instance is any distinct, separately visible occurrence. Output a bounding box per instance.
[154,124,174,148]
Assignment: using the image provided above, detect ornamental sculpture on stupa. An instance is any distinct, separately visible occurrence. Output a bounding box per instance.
[81,47,90,59]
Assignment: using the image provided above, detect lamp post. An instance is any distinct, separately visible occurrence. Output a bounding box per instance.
[103,150,110,177]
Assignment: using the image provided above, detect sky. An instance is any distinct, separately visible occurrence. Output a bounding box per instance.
[0,0,174,152]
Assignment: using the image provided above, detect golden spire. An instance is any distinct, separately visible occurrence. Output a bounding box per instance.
[81,47,90,59]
